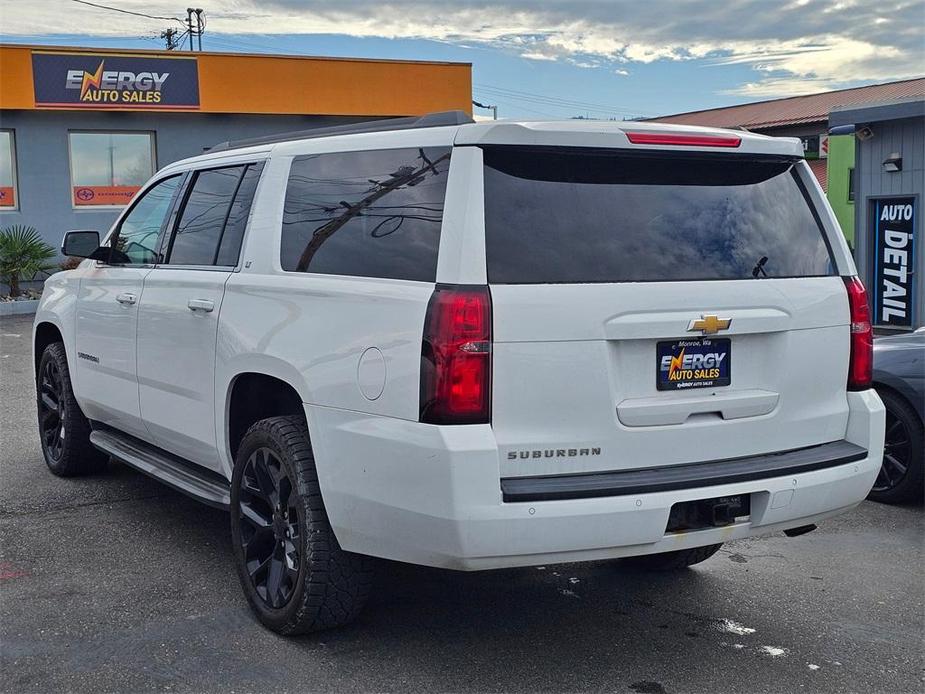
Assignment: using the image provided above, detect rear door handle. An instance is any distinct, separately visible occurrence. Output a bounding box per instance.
[115,292,137,306]
[187,298,214,313]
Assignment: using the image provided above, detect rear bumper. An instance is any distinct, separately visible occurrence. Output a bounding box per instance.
[306,390,884,571]
[500,440,867,502]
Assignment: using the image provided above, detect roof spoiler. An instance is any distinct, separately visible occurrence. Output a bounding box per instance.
[207,110,474,153]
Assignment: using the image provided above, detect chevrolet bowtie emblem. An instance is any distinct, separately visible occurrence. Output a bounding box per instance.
[688,314,732,335]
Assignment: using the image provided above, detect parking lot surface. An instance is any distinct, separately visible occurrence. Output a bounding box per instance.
[1,314,923,694]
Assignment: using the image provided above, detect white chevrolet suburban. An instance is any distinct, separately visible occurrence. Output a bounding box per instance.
[34,112,885,634]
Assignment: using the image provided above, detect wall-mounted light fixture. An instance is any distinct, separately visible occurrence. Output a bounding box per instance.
[882,153,903,173]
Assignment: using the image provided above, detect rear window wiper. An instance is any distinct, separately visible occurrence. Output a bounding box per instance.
[752,256,769,278]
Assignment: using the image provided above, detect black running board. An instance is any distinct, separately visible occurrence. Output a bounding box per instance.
[89,428,231,509]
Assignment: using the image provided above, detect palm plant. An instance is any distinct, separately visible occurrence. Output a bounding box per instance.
[0,225,56,298]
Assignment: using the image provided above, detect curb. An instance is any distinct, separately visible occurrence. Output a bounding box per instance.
[0,299,39,316]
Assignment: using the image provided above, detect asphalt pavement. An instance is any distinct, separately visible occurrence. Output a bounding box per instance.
[1,313,923,694]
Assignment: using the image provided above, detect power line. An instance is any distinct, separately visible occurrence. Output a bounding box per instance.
[70,0,185,24]
[474,82,653,116]
[476,93,586,116]
[475,82,640,112]
[188,35,303,55]
[478,94,640,119]
[38,33,165,43]
[474,88,647,117]
[58,8,644,112]
[476,91,614,118]
[474,96,559,119]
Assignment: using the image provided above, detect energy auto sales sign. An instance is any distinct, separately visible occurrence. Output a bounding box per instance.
[32,52,199,109]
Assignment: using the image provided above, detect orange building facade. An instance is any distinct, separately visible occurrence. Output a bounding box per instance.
[0,44,471,241]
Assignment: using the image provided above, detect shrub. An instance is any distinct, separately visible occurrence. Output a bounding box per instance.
[0,225,56,297]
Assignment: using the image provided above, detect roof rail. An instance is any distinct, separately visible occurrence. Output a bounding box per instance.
[207,110,474,152]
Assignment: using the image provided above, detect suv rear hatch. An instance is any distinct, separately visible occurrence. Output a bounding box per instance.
[483,145,850,479]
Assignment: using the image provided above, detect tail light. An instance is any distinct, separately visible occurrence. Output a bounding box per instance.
[420,285,491,424]
[625,132,742,148]
[844,276,873,390]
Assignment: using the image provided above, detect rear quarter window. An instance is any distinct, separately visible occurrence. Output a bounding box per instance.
[280,147,451,282]
[168,167,242,266]
[483,147,834,284]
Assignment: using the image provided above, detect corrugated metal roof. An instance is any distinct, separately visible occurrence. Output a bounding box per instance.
[650,78,925,131]
[807,158,827,192]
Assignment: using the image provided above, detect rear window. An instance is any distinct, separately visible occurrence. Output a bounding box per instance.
[281,147,451,282]
[483,147,834,284]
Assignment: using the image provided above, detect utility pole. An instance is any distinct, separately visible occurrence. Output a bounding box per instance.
[186,8,194,51]
[185,8,205,51]
[194,8,204,51]
[472,100,498,120]
[160,27,180,50]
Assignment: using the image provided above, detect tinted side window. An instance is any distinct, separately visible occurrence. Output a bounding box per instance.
[168,167,243,266]
[281,147,451,282]
[112,175,182,265]
[215,163,263,267]
[483,147,834,284]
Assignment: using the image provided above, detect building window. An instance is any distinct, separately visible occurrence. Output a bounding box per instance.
[0,131,18,210]
[69,132,155,208]
[847,168,855,203]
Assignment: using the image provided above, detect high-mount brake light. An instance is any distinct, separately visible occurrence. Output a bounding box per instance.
[843,276,873,391]
[420,285,492,425]
[625,132,742,148]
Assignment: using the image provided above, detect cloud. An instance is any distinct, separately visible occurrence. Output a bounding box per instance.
[723,77,844,97]
[707,35,918,95]
[614,69,630,76]
[520,51,557,61]
[2,0,923,97]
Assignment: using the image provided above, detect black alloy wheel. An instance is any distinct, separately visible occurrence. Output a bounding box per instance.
[872,408,912,494]
[36,342,108,476]
[868,389,924,504]
[230,416,374,634]
[237,446,302,609]
[38,356,66,463]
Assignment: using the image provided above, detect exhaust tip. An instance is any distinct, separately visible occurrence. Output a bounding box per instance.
[783,524,817,538]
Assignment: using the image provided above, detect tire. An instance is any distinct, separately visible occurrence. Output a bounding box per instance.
[230,415,375,635]
[36,342,108,477]
[624,543,723,571]
[868,389,924,504]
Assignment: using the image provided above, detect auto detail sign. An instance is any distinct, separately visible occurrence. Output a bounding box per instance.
[32,52,199,109]
[872,197,916,327]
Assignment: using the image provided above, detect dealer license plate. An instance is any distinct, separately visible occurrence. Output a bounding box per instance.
[656,338,731,391]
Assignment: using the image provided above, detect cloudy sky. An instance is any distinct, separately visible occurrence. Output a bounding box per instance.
[1,0,923,118]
